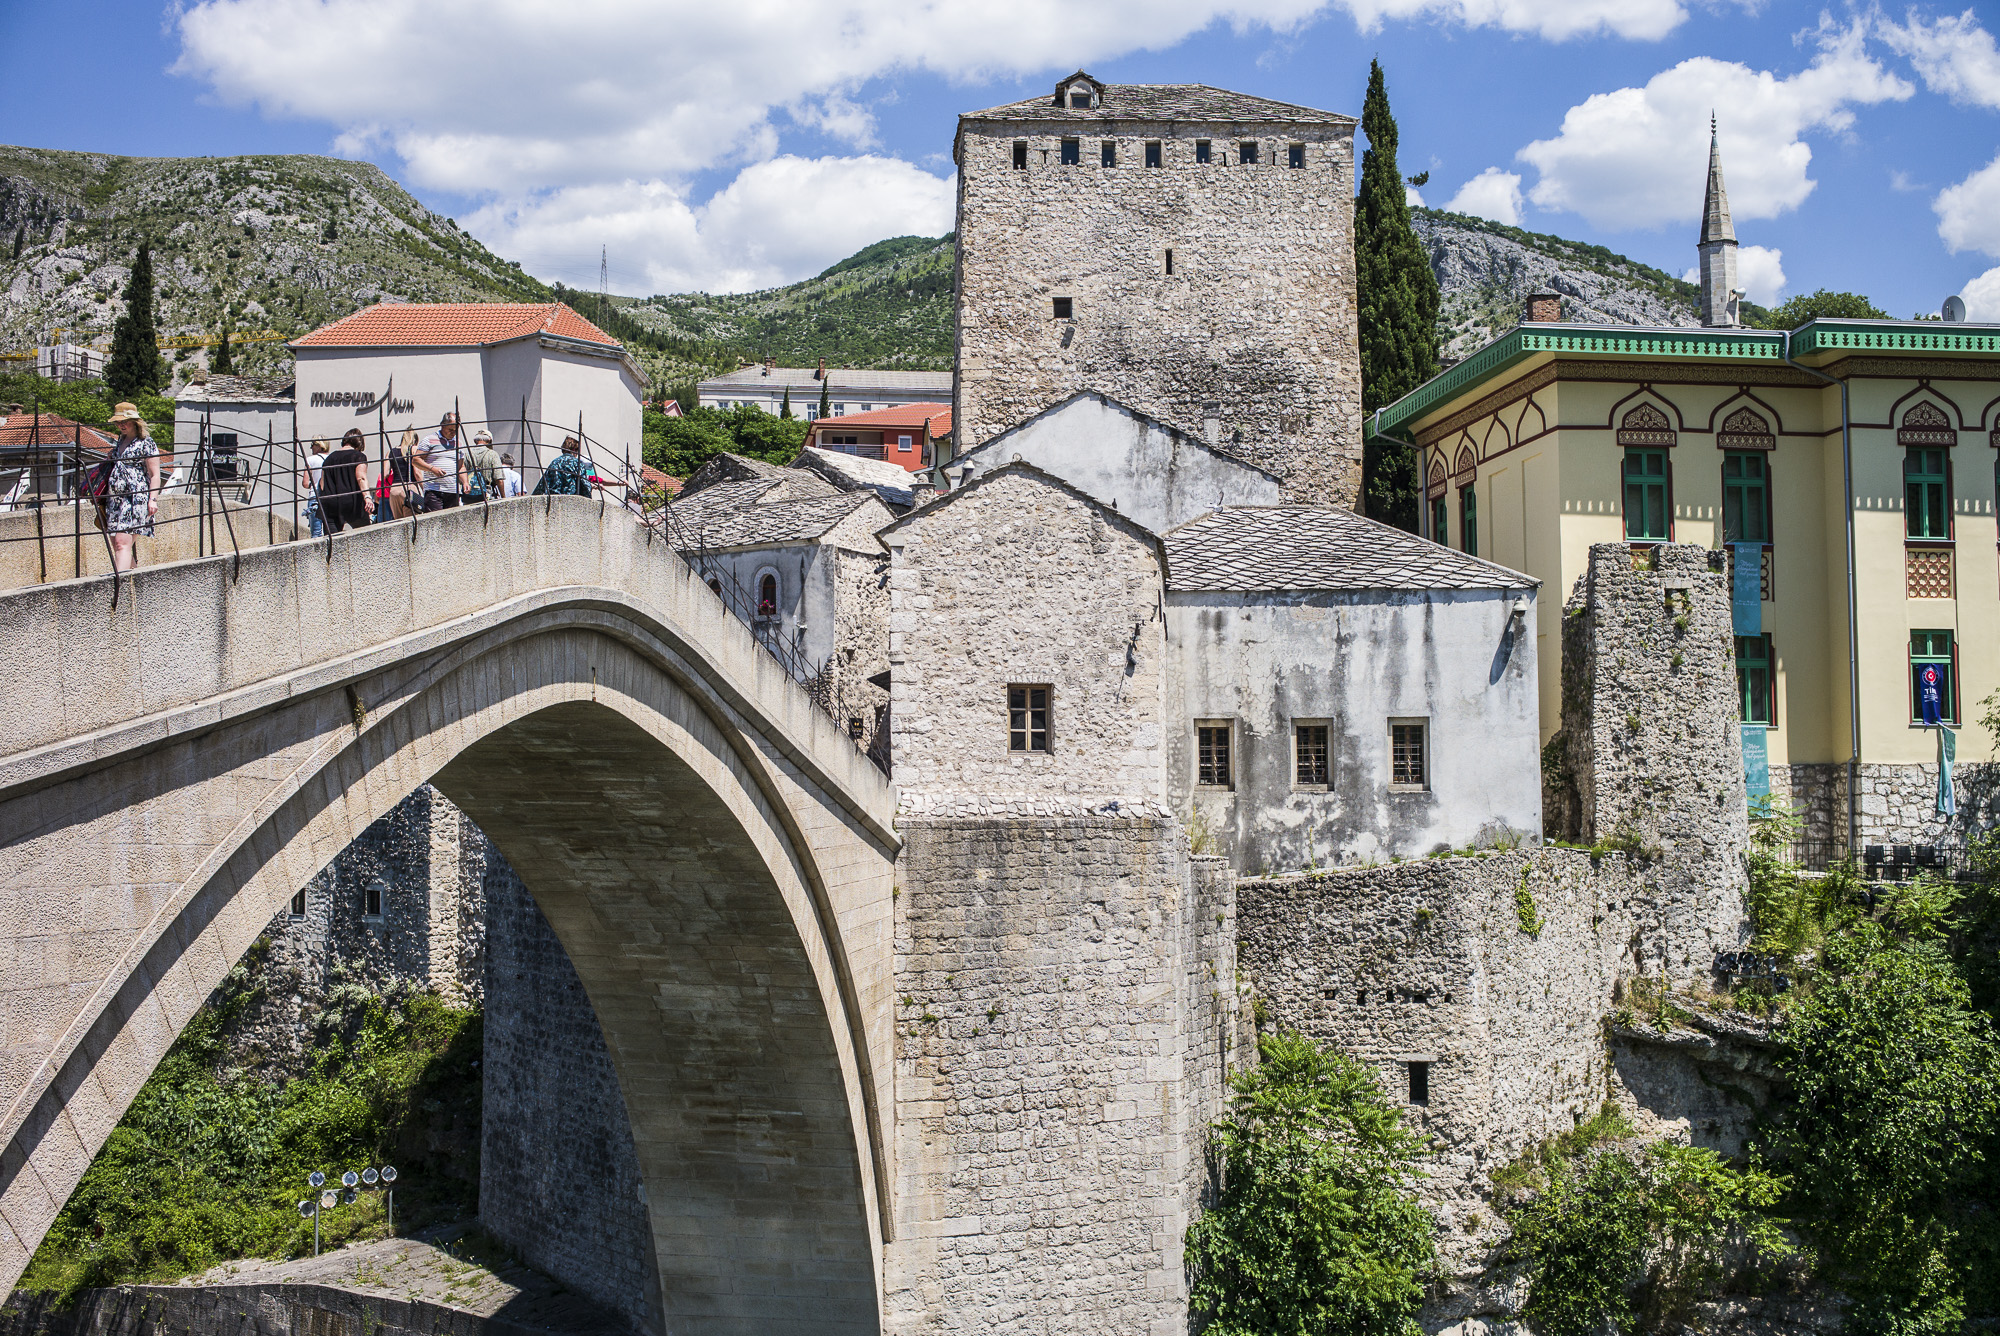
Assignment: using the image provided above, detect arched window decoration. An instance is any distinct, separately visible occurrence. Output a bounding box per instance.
[1898,401,1956,448]
[1452,445,1476,481]
[1425,458,1447,499]
[757,573,778,619]
[1716,406,1776,451]
[1616,402,1676,447]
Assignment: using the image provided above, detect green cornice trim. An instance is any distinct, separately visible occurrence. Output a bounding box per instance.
[1368,318,2000,442]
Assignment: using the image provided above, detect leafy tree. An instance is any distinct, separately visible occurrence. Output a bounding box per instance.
[1509,1146,1651,1336]
[1355,60,1439,534]
[104,243,167,398]
[1757,289,1889,329]
[643,407,732,479]
[1766,922,2000,1333]
[1184,1030,1435,1336]
[725,404,807,461]
[212,309,236,376]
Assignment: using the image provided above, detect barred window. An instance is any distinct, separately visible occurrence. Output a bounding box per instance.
[1197,721,1233,788]
[1295,723,1330,788]
[1391,721,1428,790]
[1009,685,1051,752]
[291,888,307,917]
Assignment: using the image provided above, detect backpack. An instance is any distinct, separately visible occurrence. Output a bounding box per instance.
[85,457,113,502]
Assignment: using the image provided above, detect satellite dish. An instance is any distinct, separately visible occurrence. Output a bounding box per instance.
[1944,295,1967,323]
[341,1171,359,1188]
[308,1172,325,1188]
[381,1166,398,1184]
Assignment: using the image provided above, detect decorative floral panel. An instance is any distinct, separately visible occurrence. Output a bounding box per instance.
[1906,546,1954,599]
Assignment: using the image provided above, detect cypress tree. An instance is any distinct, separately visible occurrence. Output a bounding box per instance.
[1355,61,1440,533]
[105,242,167,398]
[817,377,831,422]
[212,309,236,376]
[780,386,793,419]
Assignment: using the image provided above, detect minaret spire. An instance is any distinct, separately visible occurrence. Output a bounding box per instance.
[1697,116,1740,326]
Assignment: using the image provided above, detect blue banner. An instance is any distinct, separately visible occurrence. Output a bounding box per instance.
[1742,725,1769,801]
[1731,544,1767,800]
[1920,665,1944,726]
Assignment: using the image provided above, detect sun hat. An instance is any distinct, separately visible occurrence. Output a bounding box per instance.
[109,402,144,424]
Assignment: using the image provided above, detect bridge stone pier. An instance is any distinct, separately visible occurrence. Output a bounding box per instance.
[0,497,899,1335]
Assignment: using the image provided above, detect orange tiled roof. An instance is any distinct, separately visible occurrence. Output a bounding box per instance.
[292,302,621,350]
[808,403,951,433]
[639,464,683,497]
[0,412,115,451]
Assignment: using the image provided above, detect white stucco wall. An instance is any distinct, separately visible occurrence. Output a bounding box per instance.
[950,393,1282,534]
[167,398,295,499]
[1170,588,1542,871]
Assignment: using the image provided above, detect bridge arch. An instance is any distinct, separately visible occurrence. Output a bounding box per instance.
[0,500,898,1332]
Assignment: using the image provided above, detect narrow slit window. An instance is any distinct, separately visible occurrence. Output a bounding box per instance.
[1012,141,1028,169]
[1060,138,1081,166]
[1391,721,1428,791]
[1197,721,1233,788]
[757,573,778,618]
[1052,296,1073,319]
[1295,724,1330,788]
[1164,248,1174,276]
[1736,634,1775,726]
[1144,141,1162,168]
[1009,685,1051,752]
[364,881,382,917]
[1194,139,1212,164]
[1288,142,1306,168]
[1101,141,1116,167]
[1407,1061,1430,1106]
[291,888,307,917]
[1238,141,1260,165]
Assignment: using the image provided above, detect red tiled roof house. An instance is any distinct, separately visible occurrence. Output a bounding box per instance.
[806,403,951,474]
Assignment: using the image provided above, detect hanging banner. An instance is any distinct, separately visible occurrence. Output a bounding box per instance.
[1939,725,1957,817]
[1742,724,1770,800]
[1920,664,1944,726]
[1730,543,1768,800]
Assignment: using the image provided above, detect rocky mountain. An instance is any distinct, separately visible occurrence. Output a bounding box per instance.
[1412,206,1711,360]
[0,145,548,384]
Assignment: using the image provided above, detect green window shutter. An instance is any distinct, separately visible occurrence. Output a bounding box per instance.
[1734,633,1773,725]
[1459,485,1477,556]
[1910,629,1956,724]
[1623,448,1670,541]
[1431,494,1447,546]
[1903,447,1950,539]
[1722,451,1769,544]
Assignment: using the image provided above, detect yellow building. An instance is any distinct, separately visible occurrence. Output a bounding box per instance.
[1368,314,2000,861]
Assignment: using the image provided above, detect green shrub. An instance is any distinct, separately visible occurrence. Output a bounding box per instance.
[1185,1030,1436,1336]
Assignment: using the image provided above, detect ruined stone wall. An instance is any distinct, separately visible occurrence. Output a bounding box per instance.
[884,817,1235,1335]
[224,786,486,1076]
[827,546,892,767]
[1554,543,1749,977]
[887,466,1169,813]
[479,861,661,1336]
[953,117,1362,508]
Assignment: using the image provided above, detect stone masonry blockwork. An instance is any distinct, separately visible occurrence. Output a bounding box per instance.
[885,817,1235,1336]
[953,114,1362,508]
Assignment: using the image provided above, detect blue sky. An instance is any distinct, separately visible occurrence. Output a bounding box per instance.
[6,1,2000,315]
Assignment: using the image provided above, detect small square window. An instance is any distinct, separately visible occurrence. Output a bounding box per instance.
[1052,296,1073,320]
[1197,721,1233,789]
[1060,138,1081,166]
[1294,723,1330,789]
[1009,685,1051,752]
[1069,91,1092,108]
[364,881,383,917]
[1288,142,1306,169]
[1145,141,1162,168]
[291,888,307,918]
[1012,141,1028,169]
[1391,720,1428,791]
[1195,139,1212,164]
[1239,141,1260,165]
[1407,1061,1430,1106]
[898,434,913,450]
[1101,141,1116,167]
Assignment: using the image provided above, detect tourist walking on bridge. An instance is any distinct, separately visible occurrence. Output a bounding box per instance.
[417,413,463,510]
[464,428,503,502]
[532,436,594,497]
[101,402,160,573]
[300,439,329,537]
[318,428,372,534]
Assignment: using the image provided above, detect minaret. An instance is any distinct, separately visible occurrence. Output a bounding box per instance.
[1697,116,1740,327]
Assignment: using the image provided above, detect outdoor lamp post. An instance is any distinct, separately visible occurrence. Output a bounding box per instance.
[295,1165,399,1256]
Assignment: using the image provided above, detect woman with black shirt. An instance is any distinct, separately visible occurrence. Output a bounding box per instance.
[318,428,372,534]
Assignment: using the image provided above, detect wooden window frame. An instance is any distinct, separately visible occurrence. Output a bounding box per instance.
[1904,446,1953,541]
[1458,483,1477,557]
[1196,720,1234,790]
[1735,633,1775,727]
[1390,719,1429,792]
[1293,721,1331,791]
[1623,447,1673,543]
[1430,493,1448,546]
[1721,450,1773,546]
[1909,631,1959,726]
[1009,684,1052,753]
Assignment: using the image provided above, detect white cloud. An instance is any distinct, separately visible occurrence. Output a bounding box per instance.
[1444,168,1525,225]
[1339,0,1711,41]
[1516,18,1912,231]
[462,156,956,295]
[1935,152,2000,256]
[1960,265,2000,320]
[1878,8,2000,109]
[1405,184,1426,207]
[1680,244,1786,305]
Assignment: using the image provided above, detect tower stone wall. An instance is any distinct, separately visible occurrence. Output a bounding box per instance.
[953,80,1363,508]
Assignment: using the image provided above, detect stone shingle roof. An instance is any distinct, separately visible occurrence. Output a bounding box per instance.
[963,83,1350,125]
[1163,506,1536,592]
[177,374,294,402]
[795,447,917,510]
[671,478,877,548]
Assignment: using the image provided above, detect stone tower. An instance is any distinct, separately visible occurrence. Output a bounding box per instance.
[1697,120,1740,328]
[952,71,1363,508]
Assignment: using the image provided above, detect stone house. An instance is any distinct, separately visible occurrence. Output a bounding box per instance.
[1369,132,2000,857]
[883,461,1542,870]
[953,72,1364,508]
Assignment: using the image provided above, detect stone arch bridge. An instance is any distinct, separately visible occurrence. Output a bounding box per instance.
[0,497,899,1334]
